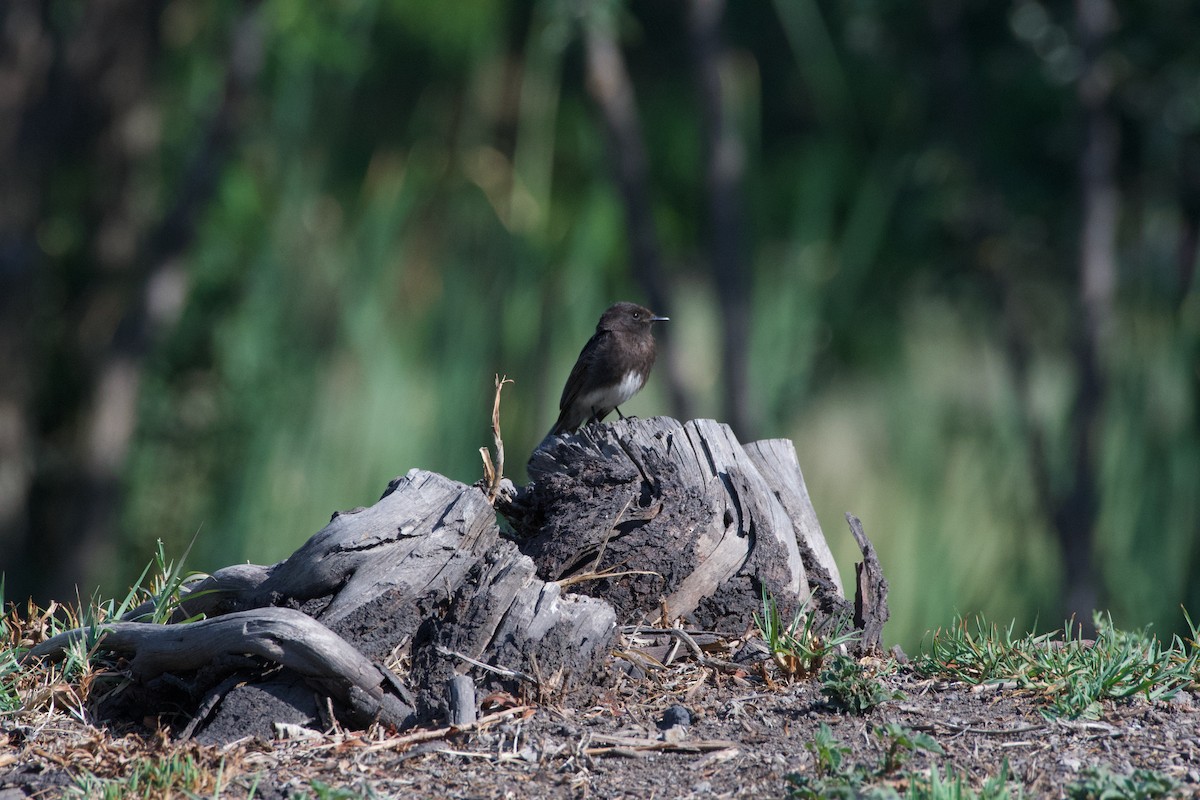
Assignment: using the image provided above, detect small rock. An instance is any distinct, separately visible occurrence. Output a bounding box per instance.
[1168,691,1193,710]
[662,726,688,743]
[733,639,771,663]
[658,704,691,730]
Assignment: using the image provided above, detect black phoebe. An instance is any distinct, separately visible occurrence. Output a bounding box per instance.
[548,301,668,437]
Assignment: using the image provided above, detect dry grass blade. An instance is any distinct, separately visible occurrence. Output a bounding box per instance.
[557,568,661,590]
[482,375,513,503]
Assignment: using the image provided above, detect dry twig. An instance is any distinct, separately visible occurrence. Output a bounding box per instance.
[480,375,513,504]
[435,644,537,684]
[585,733,740,757]
[622,625,745,673]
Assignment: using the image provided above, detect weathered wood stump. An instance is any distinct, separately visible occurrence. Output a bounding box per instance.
[27,417,885,744]
[515,417,849,630]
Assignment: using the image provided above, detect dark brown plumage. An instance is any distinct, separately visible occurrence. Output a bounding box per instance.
[548,301,668,437]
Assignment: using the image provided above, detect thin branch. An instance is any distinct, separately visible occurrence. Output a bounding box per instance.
[585,734,741,757]
[353,705,535,752]
[434,644,537,684]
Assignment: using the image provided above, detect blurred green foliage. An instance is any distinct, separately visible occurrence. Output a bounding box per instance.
[81,0,1199,651]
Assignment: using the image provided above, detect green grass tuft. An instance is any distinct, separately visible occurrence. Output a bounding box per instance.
[68,752,221,799]
[905,763,1025,800]
[915,611,1200,718]
[819,655,903,714]
[1,540,209,722]
[755,589,857,678]
[786,723,1017,800]
[300,781,377,799]
[1063,765,1179,800]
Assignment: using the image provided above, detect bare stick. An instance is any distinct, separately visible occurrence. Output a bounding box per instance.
[622,625,744,673]
[359,705,535,752]
[585,733,740,756]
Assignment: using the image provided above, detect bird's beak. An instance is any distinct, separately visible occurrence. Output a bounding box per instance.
[651,315,669,322]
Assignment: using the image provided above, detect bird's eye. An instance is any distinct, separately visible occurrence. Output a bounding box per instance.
[632,312,640,319]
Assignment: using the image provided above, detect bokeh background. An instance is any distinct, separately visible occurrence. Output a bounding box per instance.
[1,0,1197,652]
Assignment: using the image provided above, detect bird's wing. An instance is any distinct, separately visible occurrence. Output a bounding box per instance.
[558,330,606,412]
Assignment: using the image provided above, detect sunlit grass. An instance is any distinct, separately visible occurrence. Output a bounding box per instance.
[1,541,206,723]
[915,611,1200,718]
[755,589,856,678]
[68,751,225,800]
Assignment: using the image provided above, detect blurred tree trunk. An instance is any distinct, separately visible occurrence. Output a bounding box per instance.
[687,0,753,439]
[0,0,49,601]
[0,0,165,603]
[1057,0,1119,623]
[0,3,257,603]
[1004,0,1119,627]
[934,0,1116,624]
[1178,138,1200,297]
[581,7,692,424]
[928,0,974,144]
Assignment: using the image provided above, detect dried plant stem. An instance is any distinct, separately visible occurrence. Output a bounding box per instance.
[481,375,513,503]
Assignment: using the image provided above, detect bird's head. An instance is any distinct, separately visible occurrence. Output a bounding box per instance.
[599,301,669,333]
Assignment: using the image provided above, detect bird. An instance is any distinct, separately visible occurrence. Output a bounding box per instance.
[547,301,668,438]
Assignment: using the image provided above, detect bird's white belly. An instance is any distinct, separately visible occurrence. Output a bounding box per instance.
[578,370,645,413]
